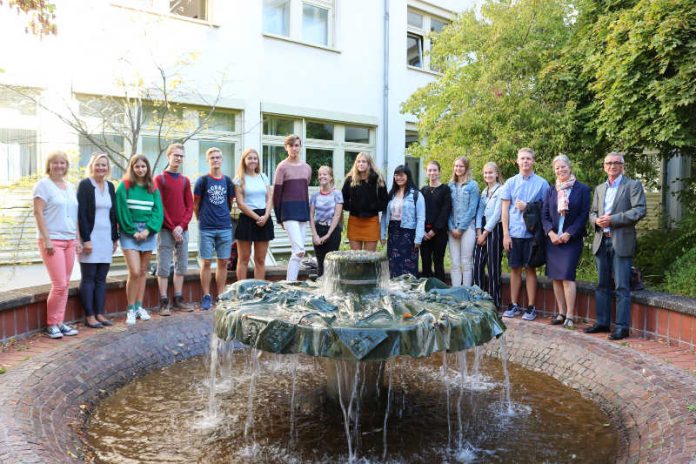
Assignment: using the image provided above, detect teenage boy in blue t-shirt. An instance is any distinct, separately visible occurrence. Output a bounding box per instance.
[194,147,234,310]
[500,147,550,321]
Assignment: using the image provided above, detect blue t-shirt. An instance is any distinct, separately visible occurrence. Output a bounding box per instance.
[194,175,234,230]
[500,172,549,239]
[310,188,344,223]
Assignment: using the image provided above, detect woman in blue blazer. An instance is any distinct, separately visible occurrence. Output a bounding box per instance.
[542,155,591,329]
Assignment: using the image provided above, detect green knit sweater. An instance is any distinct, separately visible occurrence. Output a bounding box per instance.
[115,181,164,236]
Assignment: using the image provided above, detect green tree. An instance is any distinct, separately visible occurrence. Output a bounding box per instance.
[402,0,579,181]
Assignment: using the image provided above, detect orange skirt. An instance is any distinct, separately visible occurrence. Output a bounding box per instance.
[347,215,380,242]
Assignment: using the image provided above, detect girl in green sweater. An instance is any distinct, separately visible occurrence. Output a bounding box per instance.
[116,154,163,325]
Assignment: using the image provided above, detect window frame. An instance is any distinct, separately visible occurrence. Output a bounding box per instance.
[406,7,449,73]
[263,0,336,50]
[261,114,375,187]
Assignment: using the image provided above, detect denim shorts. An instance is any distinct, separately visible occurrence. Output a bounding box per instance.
[120,222,157,252]
[199,228,233,260]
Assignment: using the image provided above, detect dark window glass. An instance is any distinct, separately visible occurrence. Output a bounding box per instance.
[263,115,294,136]
[345,125,370,144]
[306,148,334,186]
[407,33,423,68]
[306,121,334,140]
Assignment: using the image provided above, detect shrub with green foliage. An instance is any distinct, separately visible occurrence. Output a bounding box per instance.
[635,213,696,291]
[664,246,696,298]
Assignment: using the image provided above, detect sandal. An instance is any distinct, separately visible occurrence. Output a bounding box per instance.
[563,317,575,329]
[550,314,566,325]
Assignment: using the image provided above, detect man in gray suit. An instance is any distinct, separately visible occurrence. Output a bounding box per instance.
[585,152,646,340]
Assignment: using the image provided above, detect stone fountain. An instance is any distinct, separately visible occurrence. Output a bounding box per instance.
[214,251,505,362]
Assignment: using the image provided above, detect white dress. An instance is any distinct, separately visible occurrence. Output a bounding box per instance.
[79,179,114,264]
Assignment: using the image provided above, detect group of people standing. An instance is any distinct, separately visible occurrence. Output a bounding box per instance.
[33,138,645,342]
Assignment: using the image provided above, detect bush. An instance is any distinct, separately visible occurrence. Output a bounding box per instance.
[635,213,696,288]
[664,246,696,298]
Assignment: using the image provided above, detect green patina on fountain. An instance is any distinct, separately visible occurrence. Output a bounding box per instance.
[214,251,505,361]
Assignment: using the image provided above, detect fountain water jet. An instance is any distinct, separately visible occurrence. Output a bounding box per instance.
[211,251,507,460]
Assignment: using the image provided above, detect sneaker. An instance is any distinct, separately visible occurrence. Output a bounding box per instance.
[521,306,538,321]
[172,296,194,312]
[502,304,522,318]
[45,325,63,339]
[159,297,171,317]
[201,294,213,311]
[126,309,137,325]
[136,308,151,321]
[58,323,79,336]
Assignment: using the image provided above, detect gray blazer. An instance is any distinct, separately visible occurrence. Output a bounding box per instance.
[589,176,646,257]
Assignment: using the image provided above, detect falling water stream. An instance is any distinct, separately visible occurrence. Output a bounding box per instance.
[86,346,619,463]
[85,252,620,462]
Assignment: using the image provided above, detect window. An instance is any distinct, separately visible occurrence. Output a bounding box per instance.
[0,129,37,183]
[263,115,294,136]
[407,7,449,71]
[302,3,329,46]
[345,125,370,144]
[263,0,335,48]
[170,0,207,21]
[198,141,235,178]
[79,134,126,180]
[306,121,333,140]
[263,0,290,36]
[262,114,375,184]
[306,148,333,186]
[76,95,240,179]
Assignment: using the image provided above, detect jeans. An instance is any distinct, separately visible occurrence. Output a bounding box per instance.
[79,262,110,316]
[595,237,632,329]
[448,226,476,286]
[38,239,76,325]
[285,220,307,281]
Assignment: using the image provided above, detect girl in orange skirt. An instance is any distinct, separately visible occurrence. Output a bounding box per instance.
[341,152,388,251]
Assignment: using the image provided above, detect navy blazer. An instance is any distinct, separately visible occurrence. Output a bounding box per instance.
[541,181,591,241]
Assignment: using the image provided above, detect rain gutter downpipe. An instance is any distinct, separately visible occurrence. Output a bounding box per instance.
[382,0,390,176]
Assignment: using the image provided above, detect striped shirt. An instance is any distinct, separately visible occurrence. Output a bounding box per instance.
[273,159,311,223]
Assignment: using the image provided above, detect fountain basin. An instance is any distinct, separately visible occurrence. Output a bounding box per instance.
[214,278,504,361]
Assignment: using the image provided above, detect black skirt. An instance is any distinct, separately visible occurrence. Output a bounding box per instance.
[235,209,275,242]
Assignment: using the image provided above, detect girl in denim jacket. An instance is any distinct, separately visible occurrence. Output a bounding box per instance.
[381,165,425,278]
[448,156,480,286]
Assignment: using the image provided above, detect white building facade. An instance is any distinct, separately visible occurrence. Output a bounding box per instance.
[0,0,473,187]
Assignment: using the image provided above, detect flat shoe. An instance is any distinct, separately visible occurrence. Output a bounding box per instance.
[85,320,104,329]
[97,318,113,327]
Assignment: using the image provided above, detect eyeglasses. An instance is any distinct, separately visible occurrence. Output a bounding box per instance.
[604,161,624,166]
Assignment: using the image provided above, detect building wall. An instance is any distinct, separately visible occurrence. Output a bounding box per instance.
[0,0,475,184]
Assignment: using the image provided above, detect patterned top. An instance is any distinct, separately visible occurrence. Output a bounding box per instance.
[273,159,311,223]
[309,188,343,224]
[194,175,234,230]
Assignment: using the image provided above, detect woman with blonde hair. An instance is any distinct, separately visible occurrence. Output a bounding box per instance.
[33,150,81,339]
[77,153,118,328]
[473,161,505,308]
[341,152,388,251]
[115,154,163,325]
[542,155,590,329]
[448,156,480,286]
[234,147,274,280]
[309,165,343,276]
